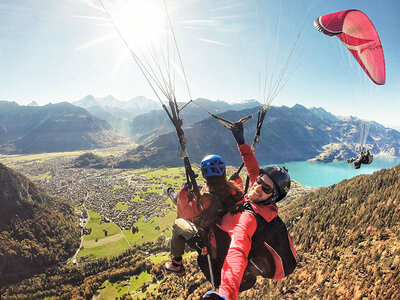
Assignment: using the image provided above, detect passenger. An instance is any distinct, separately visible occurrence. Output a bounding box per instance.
[164,153,243,275]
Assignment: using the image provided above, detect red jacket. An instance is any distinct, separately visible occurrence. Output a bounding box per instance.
[217,143,278,300]
[176,169,243,237]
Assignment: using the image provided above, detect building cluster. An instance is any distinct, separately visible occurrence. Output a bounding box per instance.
[18,157,171,231]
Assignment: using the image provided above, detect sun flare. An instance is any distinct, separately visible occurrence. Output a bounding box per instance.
[113,1,167,49]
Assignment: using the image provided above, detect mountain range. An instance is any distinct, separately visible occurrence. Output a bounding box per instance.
[1,97,399,163]
[73,95,260,141]
[0,101,122,154]
[73,95,160,136]
[116,104,400,168]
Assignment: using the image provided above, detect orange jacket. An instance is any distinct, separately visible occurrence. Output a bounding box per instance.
[176,177,243,229]
[176,188,212,221]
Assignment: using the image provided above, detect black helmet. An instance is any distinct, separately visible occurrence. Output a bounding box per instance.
[259,166,290,202]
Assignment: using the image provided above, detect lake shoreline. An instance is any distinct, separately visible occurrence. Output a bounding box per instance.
[262,157,400,188]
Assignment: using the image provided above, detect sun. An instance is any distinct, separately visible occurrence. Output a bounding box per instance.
[113,0,167,49]
[76,0,182,91]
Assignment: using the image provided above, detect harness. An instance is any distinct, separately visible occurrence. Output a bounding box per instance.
[228,201,255,215]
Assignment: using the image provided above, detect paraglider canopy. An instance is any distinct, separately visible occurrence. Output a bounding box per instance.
[314,9,385,85]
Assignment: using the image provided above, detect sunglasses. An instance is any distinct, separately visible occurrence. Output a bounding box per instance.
[255,176,274,194]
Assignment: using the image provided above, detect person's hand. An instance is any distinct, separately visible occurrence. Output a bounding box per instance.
[182,181,193,191]
[229,172,240,181]
[230,121,244,145]
[202,291,227,300]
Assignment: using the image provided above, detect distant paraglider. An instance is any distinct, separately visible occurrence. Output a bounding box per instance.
[347,148,373,169]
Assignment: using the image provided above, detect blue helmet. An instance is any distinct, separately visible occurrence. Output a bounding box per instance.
[201,154,226,178]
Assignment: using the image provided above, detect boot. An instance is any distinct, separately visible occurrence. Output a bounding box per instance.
[165,257,185,276]
[166,187,177,204]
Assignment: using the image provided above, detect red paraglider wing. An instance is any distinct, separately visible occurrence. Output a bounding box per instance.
[314,9,385,85]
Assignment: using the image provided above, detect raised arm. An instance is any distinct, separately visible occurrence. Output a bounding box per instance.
[230,122,260,186]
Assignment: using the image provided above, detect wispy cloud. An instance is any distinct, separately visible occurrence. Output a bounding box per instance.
[212,13,254,21]
[74,34,114,51]
[178,19,220,26]
[72,14,109,22]
[77,0,104,12]
[211,2,249,13]
[197,38,228,46]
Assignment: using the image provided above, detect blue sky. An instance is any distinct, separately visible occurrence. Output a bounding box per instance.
[0,0,399,127]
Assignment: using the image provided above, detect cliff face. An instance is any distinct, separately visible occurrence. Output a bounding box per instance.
[0,163,80,286]
[0,101,120,154]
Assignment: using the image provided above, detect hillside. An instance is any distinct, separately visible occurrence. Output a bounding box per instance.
[0,101,123,154]
[0,163,80,286]
[72,152,110,169]
[159,163,400,299]
[254,163,400,299]
[119,104,400,168]
[2,164,399,299]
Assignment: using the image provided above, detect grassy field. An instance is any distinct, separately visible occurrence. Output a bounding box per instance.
[114,201,129,210]
[142,167,188,189]
[146,252,170,264]
[97,251,196,299]
[97,272,152,299]
[0,147,129,166]
[134,282,161,300]
[97,271,153,299]
[132,195,144,202]
[39,171,52,180]
[78,238,130,259]
[78,210,129,259]
[78,206,177,259]
[27,171,53,181]
[123,210,176,245]
[84,210,121,241]
[146,250,196,265]
[0,151,83,164]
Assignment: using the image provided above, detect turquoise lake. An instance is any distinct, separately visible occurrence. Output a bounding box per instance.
[276,157,400,188]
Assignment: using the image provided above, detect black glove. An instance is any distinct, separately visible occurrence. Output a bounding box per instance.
[229,172,240,181]
[231,121,244,145]
[182,181,193,191]
[186,233,208,256]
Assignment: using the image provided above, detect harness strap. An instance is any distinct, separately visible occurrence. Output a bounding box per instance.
[228,201,255,216]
